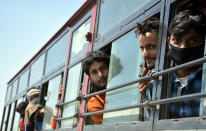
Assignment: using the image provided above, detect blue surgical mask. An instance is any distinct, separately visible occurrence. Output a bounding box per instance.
[32,97,40,103]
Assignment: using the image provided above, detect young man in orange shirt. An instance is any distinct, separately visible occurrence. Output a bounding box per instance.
[83,50,110,124]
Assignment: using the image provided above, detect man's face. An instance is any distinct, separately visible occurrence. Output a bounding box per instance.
[139,32,158,69]
[169,29,204,48]
[89,61,108,88]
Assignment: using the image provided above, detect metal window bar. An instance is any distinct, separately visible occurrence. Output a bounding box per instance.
[80,92,206,117]
[55,57,206,120]
[83,57,206,99]
[56,95,82,107]
[54,113,78,121]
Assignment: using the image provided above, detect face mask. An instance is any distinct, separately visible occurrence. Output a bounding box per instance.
[32,97,40,103]
[168,44,204,65]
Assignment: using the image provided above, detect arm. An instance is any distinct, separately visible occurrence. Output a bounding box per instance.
[87,97,104,124]
[50,107,59,129]
[138,68,152,101]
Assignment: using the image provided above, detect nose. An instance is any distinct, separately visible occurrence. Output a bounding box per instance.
[142,49,149,58]
[97,70,103,77]
[179,40,187,48]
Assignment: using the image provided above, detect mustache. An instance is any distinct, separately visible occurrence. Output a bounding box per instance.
[145,57,156,60]
[98,78,107,83]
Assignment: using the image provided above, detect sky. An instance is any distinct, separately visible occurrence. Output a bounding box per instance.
[0,0,85,121]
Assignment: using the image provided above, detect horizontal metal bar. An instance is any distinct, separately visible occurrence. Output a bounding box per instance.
[152,57,206,78]
[150,92,206,106]
[56,97,80,107]
[54,114,77,121]
[83,57,206,99]
[80,93,206,117]
[80,102,147,117]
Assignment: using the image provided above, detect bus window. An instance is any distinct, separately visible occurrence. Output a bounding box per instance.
[61,63,82,128]
[29,54,45,86]
[7,103,15,131]
[11,79,18,98]
[103,29,144,124]
[18,69,29,94]
[69,18,91,65]
[163,1,206,119]
[45,31,69,75]
[42,74,62,130]
[97,0,151,38]
[12,99,22,131]
[2,106,9,131]
[5,85,12,102]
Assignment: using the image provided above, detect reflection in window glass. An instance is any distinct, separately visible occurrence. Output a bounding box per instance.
[98,0,150,37]
[13,100,21,131]
[61,63,82,128]
[18,70,29,93]
[45,31,69,74]
[103,30,143,123]
[7,103,15,131]
[69,18,91,64]
[6,85,12,102]
[29,54,45,86]
[42,75,61,129]
[12,80,18,98]
[2,106,9,131]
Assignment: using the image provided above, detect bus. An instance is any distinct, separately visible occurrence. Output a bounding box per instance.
[1,0,206,131]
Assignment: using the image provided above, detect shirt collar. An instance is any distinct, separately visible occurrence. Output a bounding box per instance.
[172,65,203,84]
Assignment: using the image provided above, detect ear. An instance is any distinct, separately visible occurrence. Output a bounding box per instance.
[167,37,170,43]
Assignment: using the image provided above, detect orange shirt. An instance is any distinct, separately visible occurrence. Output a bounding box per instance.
[19,118,24,131]
[87,94,105,124]
[50,107,59,129]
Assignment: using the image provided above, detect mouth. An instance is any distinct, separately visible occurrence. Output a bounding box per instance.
[146,58,155,64]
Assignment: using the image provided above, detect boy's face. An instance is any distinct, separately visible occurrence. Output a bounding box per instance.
[169,28,204,48]
[89,61,108,88]
[139,31,158,69]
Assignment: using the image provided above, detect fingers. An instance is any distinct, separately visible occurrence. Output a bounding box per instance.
[58,85,63,100]
[139,81,150,96]
[140,68,149,77]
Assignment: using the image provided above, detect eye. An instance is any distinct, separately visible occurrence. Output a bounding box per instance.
[189,38,200,45]
[91,70,97,75]
[173,38,181,44]
[140,47,144,51]
[148,45,156,50]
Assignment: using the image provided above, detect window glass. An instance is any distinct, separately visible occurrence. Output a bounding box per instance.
[29,54,45,86]
[12,80,18,98]
[97,0,150,37]
[103,30,143,123]
[2,106,9,131]
[69,18,91,64]
[45,31,69,74]
[6,85,12,102]
[7,103,15,131]
[61,63,82,128]
[12,100,21,131]
[18,70,29,93]
[42,75,61,129]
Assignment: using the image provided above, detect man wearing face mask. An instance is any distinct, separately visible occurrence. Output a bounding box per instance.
[24,87,44,131]
[167,10,206,118]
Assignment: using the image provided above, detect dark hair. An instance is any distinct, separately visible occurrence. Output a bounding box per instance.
[135,17,160,36]
[83,51,110,76]
[168,10,206,37]
[16,101,28,113]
